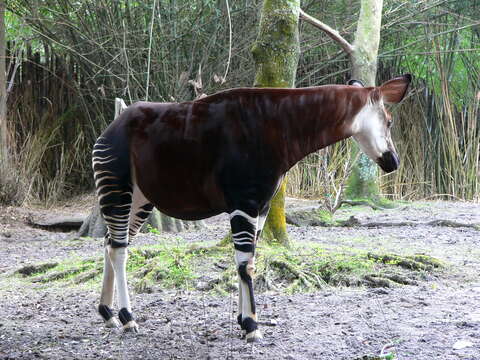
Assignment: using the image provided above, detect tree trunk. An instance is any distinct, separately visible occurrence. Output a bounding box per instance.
[345,0,384,200]
[0,1,7,173]
[251,0,300,246]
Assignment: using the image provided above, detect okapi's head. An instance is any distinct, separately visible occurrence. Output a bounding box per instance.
[349,74,411,173]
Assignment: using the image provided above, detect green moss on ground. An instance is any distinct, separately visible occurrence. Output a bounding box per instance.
[14,239,444,295]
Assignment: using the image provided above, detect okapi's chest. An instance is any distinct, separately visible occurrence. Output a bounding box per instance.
[122,99,283,220]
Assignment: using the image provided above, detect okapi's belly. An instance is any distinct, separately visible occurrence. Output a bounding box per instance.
[133,162,228,221]
[140,184,227,220]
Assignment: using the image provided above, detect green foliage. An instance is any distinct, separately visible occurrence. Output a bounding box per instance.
[145,224,161,235]
[5,10,35,44]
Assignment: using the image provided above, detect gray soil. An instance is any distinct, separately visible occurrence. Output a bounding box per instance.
[1,199,480,360]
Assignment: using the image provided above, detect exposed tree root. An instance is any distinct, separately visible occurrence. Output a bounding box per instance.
[367,253,443,271]
[15,242,443,294]
[28,216,85,232]
[363,275,395,288]
[357,219,480,229]
[363,273,418,288]
[339,199,387,210]
[31,268,86,283]
[269,259,324,289]
[285,205,479,230]
[16,262,58,276]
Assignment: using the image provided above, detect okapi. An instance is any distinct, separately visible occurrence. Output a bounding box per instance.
[92,74,411,342]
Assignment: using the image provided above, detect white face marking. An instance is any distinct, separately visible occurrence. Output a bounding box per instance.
[351,101,390,161]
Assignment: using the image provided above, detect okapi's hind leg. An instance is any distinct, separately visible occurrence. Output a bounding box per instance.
[99,245,120,328]
[104,185,153,333]
[128,184,154,239]
[230,208,263,342]
[93,137,139,332]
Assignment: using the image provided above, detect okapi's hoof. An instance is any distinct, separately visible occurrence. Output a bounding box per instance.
[104,317,121,329]
[246,329,263,343]
[122,321,139,333]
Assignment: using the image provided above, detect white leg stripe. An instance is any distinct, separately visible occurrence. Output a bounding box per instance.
[233,241,254,246]
[93,158,117,165]
[229,210,257,224]
[92,147,112,154]
[232,231,255,238]
[233,237,254,242]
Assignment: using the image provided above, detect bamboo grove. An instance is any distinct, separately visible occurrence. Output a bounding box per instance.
[2,0,479,204]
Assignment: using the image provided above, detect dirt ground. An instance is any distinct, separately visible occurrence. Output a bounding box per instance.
[1,199,480,360]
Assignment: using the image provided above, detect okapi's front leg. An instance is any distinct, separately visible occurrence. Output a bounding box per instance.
[230,209,262,342]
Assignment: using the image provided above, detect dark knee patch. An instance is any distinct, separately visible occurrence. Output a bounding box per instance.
[241,317,258,333]
[118,307,134,325]
[98,304,114,321]
[230,216,255,235]
[108,238,129,248]
[237,314,244,329]
[237,261,251,283]
[234,242,254,253]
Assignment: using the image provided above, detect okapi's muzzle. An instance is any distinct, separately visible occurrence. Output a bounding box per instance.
[377,151,399,173]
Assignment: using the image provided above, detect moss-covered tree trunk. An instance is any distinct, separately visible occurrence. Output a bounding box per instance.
[251,0,300,246]
[345,0,383,199]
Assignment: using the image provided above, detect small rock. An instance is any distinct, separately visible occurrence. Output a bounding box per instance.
[370,288,390,295]
[259,319,277,326]
[453,340,474,350]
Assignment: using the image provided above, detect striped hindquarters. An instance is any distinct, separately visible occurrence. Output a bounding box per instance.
[92,136,132,247]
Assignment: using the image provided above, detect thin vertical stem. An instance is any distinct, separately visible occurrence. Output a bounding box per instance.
[222,0,232,84]
[145,0,157,101]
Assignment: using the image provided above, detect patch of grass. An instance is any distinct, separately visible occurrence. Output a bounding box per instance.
[19,257,102,283]
[132,244,198,293]
[14,240,444,294]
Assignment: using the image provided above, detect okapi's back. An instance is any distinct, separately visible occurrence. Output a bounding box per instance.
[105,91,288,219]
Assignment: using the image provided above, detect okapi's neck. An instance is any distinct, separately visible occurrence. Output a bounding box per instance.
[269,86,367,173]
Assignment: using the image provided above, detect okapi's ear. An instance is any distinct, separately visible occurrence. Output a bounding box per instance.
[347,79,365,87]
[379,74,412,104]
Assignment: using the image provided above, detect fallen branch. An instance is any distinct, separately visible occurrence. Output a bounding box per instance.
[28,215,85,232]
[338,199,388,210]
[348,218,480,229]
